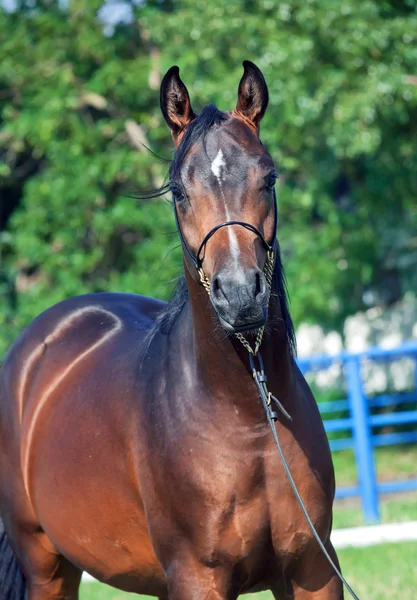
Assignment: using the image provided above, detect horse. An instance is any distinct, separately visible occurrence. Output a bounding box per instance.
[0,61,343,600]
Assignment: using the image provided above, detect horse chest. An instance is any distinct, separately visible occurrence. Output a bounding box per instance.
[263,422,334,559]
[141,414,267,559]
[143,384,333,584]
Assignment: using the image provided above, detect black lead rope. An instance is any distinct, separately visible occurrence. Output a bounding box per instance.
[249,351,360,600]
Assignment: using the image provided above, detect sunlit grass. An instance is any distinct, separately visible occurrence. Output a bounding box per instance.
[333,491,417,529]
[333,445,417,487]
[331,443,417,528]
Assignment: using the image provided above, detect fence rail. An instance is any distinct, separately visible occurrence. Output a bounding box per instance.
[297,340,417,523]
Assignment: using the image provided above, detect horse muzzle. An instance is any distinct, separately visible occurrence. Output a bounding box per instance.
[210,268,269,332]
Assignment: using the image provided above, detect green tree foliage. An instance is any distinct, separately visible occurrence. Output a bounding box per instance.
[1,0,417,357]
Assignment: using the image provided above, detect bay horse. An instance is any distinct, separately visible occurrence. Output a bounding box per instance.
[0,61,343,599]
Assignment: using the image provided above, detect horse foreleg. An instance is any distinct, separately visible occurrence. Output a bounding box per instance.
[286,541,344,600]
[164,555,233,600]
[0,458,82,598]
[20,530,82,600]
[4,518,82,600]
[26,560,82,600]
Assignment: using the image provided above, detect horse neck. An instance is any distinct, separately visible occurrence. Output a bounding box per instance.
[183,266,296,409]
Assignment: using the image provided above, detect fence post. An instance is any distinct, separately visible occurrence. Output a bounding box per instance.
[414,354,417,398]
[345,356,380,523]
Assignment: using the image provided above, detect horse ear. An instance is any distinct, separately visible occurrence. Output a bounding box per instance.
[160,66,195,142]
[234,61,269,131]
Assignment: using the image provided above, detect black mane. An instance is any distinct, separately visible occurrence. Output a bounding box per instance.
[272,244,297,356]
[169,104,228,181]
[143,104,296,357]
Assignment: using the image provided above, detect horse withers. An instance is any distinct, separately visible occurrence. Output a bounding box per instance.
[0,62,343,599]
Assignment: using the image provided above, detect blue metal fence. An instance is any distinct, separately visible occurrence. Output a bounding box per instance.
[297,340,417,523]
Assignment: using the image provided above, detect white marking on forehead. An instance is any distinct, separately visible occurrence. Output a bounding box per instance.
[211,149,226,181]
[211,148,244,271]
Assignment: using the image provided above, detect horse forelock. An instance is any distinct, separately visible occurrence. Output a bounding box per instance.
[169,104,228,183]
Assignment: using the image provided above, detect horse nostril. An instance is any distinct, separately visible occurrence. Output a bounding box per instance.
[254,271,266,299]
[211,275,231,305]
[255,272,262,297]
[212,276,224,300]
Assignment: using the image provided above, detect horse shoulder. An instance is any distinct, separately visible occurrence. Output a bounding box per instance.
[266,365,335,561]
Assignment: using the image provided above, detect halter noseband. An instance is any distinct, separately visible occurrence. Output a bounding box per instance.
[172,189,278,272]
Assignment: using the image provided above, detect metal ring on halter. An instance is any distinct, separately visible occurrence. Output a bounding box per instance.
[248,351,265,376]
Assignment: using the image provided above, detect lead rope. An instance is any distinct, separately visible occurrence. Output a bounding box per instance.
[250,352,360,600]
[198,252,360,600]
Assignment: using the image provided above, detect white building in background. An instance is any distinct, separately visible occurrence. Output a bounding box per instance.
[296,293,417,395]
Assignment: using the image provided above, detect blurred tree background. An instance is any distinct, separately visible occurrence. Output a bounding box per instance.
[1,0,417,357]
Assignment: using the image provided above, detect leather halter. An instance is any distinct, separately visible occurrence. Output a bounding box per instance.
[172,188,278,276]
[172,184,277,357]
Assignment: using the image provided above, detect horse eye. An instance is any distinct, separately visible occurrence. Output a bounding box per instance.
[171,184,185,202]
[265,172,278,190]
